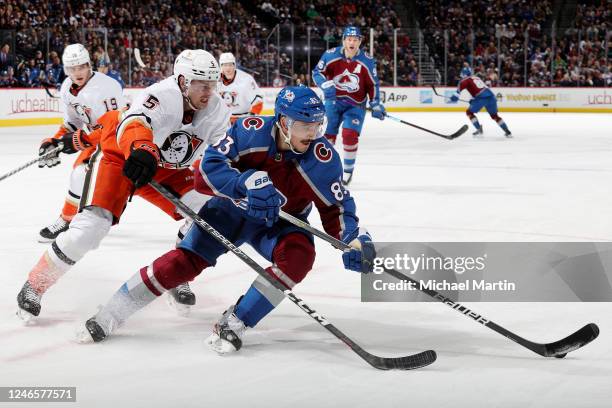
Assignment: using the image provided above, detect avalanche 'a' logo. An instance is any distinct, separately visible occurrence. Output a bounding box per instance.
[242,116,264,130]
[314,142,332,163]
[220,91,238,107]
[333,69,360,93]
[160,131,203,168]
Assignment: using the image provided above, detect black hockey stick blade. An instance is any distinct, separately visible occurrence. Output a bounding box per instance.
[446,124,468,139]
[385,114,467,140]
[541,323,600,358]
[368,350,437,370]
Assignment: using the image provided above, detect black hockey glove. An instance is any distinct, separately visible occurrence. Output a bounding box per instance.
[123,143,160,188]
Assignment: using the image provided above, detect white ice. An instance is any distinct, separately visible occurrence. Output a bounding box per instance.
[0,112,611,408]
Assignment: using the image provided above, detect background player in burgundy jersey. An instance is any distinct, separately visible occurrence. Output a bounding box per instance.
[312,26,386,185]
[450,71,512,138]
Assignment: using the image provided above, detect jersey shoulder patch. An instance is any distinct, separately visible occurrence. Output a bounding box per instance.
[300,138,342,174]
[230,116,274,150]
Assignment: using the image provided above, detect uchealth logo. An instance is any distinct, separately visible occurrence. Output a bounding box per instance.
[587,93,612,105]
[9,92,61,115]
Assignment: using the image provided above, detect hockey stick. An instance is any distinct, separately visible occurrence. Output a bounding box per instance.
[134,48,147,68]
[431,84,470,103]
[43,83,60,99]
[0,146,63,183]
[277,210,600,359]
[149,180,436,370]
[376,110,468,140]
[237,65,261,76]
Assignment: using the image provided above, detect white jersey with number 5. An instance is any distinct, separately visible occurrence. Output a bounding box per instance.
[59,72,126,131]
[116,76,231,169]
[218,69,263,116]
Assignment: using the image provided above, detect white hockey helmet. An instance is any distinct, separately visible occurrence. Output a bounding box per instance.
[219,52,236,65]
[62,43,91,69]
[173,49,220,88]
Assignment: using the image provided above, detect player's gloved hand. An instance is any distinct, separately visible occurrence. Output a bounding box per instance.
[38,130,86,168]
[38,138,63,168]
[320,80,336,101]
[449,94,459,103]
[242,171,282,227]
[342,227,376,273]
[369,101,386,120]
[123,142,160,188]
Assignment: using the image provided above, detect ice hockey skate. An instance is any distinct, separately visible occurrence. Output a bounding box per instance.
[206,305,247,354]
[38,216,69,243]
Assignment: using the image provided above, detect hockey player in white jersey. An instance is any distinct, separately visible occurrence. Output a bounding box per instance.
[38,43,126,242]
[17,49,230,322]
[218,52,263,122]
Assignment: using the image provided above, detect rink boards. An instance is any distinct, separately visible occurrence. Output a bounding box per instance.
[0,86,610,127]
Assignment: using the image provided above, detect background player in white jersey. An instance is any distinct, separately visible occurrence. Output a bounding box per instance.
[218,52,263,123]
[17,49,230,322]
[37,44,126,242]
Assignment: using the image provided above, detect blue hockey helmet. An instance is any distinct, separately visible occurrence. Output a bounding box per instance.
[342,26,362,39]
[275,86,325,124]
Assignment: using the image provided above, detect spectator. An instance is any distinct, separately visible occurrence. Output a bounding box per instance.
[0,43,14,71]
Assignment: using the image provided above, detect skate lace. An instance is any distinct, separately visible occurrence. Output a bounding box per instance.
[48,217,69,233]
[176,283,192,295]
[226,313,246,335]
[23,285,41,303]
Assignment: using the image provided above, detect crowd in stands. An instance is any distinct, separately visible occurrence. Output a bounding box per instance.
[417,0,610,87]
[0,0,609,88]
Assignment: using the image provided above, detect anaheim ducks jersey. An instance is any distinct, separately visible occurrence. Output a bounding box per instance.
[218,69,263,116]
[59,72,126,132]
[116,76,231,169]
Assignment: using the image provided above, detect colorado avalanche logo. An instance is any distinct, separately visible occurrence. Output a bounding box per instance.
[159,130,203,168]
[314,142,332,163]
[220,91,237,107]
[333,69,360,93]
[283,90,295,102]
[242,116,264,130]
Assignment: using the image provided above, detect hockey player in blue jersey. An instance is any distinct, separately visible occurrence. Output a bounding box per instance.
[78,86,376,351]
[312,26,386,186]
[450,70,512,138]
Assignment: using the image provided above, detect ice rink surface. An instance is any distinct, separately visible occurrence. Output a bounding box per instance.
[0,112,611,408]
